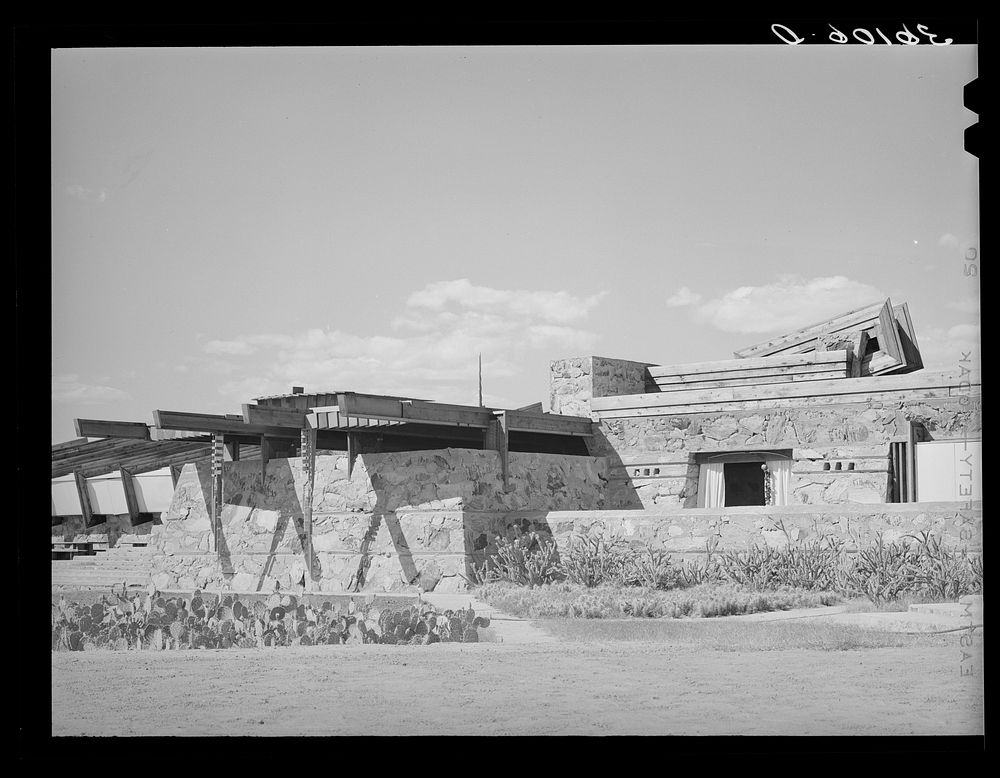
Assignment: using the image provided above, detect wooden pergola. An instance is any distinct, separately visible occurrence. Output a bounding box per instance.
[68,390,593,582]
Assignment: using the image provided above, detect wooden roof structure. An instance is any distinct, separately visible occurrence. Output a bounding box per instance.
[51,436,216,479]
[65,391,593,465]
[732,298,922,376]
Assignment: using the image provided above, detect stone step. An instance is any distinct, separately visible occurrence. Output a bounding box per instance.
[52,577,149,588]
[59,569,150,575]
[54,562,150,570]
[53,570,152,578]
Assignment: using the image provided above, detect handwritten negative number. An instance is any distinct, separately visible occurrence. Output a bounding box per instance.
[771,23,953,45]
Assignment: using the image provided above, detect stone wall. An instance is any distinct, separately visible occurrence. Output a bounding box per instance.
[586,394,981,509]
[149,487,982,594]
[549,356,654,417]
[149,449,611,594]
[465,502,983,561]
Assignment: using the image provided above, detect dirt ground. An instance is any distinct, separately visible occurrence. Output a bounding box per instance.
[51,633,984,736]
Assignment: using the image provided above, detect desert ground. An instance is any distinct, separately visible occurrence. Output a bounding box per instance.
[51,628,984,736]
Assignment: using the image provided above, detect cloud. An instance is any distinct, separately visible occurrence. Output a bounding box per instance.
[63,183,108,203]
[686,275,886,334]
[947,296,981,315]
[916,323,981,370]
[406,279,607,324]
[666,286,703,307]
[202,281,607,404]
[938,233,960,248]
[203,339,259,356]
[52,374,131,404]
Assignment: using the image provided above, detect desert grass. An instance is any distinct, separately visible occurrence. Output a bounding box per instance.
[475,581,840,620]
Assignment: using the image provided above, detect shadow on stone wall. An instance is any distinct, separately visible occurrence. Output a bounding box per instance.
[586,426,645,509]
[218,459,324,592]
[51,513,158,546]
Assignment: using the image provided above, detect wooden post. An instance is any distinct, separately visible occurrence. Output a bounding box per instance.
[225,441,240,461]
[260,435,270,481]
[73,470,93,528]
[119,467,140,525]
[347,431,357,479]
[498,411,509,491]
[301,426,317,583]
[483,419,498,450]
[487,412,510,491]
[906,420,917,503]
[211,434,224,553]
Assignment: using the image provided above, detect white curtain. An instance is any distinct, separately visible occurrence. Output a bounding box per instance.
[767,458,792,506]
[698,462,726,508]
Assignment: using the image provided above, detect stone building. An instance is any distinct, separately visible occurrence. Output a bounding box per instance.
[52,298,982,593]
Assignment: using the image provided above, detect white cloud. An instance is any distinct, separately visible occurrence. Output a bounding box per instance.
[202,280,607,404]
[666,286,703,307]
[915,323,981,370]
[52,374,131,404]
[688,275,886,334]
[938,233,960,248]
[406,279,607,324]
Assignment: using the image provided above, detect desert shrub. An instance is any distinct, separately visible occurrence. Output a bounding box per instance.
[908,531,982,600]
[620,546,682,589]
[470,531,564,587]
[676,538,725,587]
[968,554,984,593]
[474,581,837,620]
[840,532,921,605]
[562,533,633,587]
[713,534,848,592]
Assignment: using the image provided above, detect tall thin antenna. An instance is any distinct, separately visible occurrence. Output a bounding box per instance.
[478,353,483,407]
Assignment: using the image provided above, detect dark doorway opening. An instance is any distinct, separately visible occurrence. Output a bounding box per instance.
[723,462,765,506]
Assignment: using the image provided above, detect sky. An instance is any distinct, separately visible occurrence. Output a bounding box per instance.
[51,44,979,443]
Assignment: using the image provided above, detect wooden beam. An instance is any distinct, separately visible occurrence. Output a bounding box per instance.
[51,437,90,453]
[119,468,140,524]
[336,393,492,428]
[733,300,891,359]
[496,412,509,490]
[225,441,240,461]
[242,404,308,428]
[891,303,923,374]
[590,367,982,415]
[867,351,902,375]
[74,418,151,440]
[154,410,301,439]
[73,471,93,528]
[649,351,849,379]
[307,406,404,431]
[876,299,905,365]
[301,427,317,584]
[503,408,592,436]
[592,389,960,420]
[906,420,917,503]
[515,402,544,413]
[654,369,849,393]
